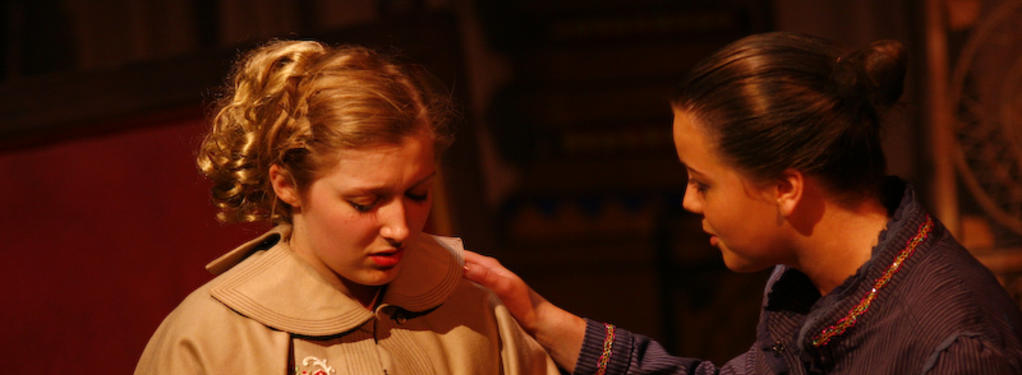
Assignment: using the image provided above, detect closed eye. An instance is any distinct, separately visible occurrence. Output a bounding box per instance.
[695,182,709,193]
[406,191,429,202]
[685,168,709,194]
[688,179,709,194]
[348,198,378,212]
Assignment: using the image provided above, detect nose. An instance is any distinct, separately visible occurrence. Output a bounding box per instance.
[379,199,411,245]
[681,184,702,214]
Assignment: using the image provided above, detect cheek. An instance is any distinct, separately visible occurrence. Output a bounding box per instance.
[703,195,756,237]
[343,216,379,238]
[699,195,726,224]
[406,200,433,231]
[720,202,775,244]
[312,207,377,243]
[315,204,359,228]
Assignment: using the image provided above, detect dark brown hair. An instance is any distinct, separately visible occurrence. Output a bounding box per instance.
[672,32,906,200]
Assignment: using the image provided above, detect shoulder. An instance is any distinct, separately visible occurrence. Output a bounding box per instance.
[135,279,290,374]
[886,191,1015,327]
[901,231,1017,323]
[153,281,260,337]
[429,277,527,340]
[893,230,1022,362]
[923,333,1022,374]
[431,277,505,326]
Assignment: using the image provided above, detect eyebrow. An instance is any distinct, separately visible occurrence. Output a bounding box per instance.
[685,165,708,179]
[346,171,437,195]
[410,171,438,188]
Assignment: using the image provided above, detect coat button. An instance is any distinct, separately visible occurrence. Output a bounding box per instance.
[770,342,785,355]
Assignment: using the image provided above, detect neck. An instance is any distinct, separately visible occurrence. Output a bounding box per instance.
[791,197,889,295]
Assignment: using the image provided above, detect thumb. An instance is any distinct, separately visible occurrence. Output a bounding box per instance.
[463,254,517,296]
[462,261,491,286]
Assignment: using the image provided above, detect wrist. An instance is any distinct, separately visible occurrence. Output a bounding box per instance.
[532,303,586,372]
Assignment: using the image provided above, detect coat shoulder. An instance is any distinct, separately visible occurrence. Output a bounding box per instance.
[135,282,290,374]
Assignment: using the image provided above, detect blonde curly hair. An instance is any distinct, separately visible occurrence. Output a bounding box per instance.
[197,40,454,224]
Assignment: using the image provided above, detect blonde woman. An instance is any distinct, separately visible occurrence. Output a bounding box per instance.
[135,40,558,374]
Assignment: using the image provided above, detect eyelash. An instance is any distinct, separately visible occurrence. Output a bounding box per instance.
[348,191,429,212]
[688,179,709,194]
[407,191,429,202]
[349,200,374,212]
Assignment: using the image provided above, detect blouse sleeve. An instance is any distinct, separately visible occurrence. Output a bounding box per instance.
[573,319,746,375]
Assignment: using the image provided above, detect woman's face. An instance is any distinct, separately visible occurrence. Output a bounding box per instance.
[288,132,436,289]
[673,108,793,272]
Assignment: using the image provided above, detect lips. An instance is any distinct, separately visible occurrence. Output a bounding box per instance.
[369,248,404,268]
[709,235,720,247]
[702,224,719,247]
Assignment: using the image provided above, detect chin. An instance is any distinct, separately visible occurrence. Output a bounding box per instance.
[721,253,772,273]
[360,268,401,286]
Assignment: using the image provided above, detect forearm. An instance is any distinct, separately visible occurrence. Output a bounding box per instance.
[528,299,587,372]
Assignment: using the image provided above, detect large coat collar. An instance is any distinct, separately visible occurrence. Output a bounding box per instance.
[203,225,465,336]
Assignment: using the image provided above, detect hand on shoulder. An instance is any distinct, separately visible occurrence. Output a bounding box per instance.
[462,250,587,372]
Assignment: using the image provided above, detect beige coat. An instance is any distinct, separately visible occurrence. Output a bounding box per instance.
[135,226,558,374]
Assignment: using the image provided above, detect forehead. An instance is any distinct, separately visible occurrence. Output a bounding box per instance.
[671,108,715,167]
[319,133,435,183]
[341,134,432,163]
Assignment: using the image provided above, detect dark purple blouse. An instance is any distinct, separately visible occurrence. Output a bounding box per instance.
[575,180,1022,374]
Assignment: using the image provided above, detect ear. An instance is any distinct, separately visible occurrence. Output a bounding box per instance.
[269,164,302,208]
[774,168,804,218]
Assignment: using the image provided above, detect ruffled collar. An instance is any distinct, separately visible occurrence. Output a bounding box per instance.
[203,225,465,336]
[762,178,937,350]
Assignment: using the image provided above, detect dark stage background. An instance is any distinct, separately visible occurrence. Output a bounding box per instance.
[2,0,1020,373]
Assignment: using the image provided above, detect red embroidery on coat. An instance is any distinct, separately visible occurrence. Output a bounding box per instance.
[294,356,336,375]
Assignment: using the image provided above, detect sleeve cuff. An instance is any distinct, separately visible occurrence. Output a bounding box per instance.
[574,318,632,375]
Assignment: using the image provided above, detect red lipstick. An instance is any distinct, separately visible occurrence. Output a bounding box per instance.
[369,249,404,268]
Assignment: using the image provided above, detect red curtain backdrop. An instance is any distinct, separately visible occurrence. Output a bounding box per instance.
[0,114,265,374]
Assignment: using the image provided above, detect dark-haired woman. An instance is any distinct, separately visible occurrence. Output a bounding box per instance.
[464,32,1022,374]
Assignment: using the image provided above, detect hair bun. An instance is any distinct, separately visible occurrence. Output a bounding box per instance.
[832,39,907,110]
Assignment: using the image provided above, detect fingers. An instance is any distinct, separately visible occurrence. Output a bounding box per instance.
[460,252,584,364]
[462,250,535,306]
[462,258,494,286]
[463,251,516,294]
[463,250,503,271]
[462,250,492,284]
[462,250,542,332]
[462,249,491,268]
